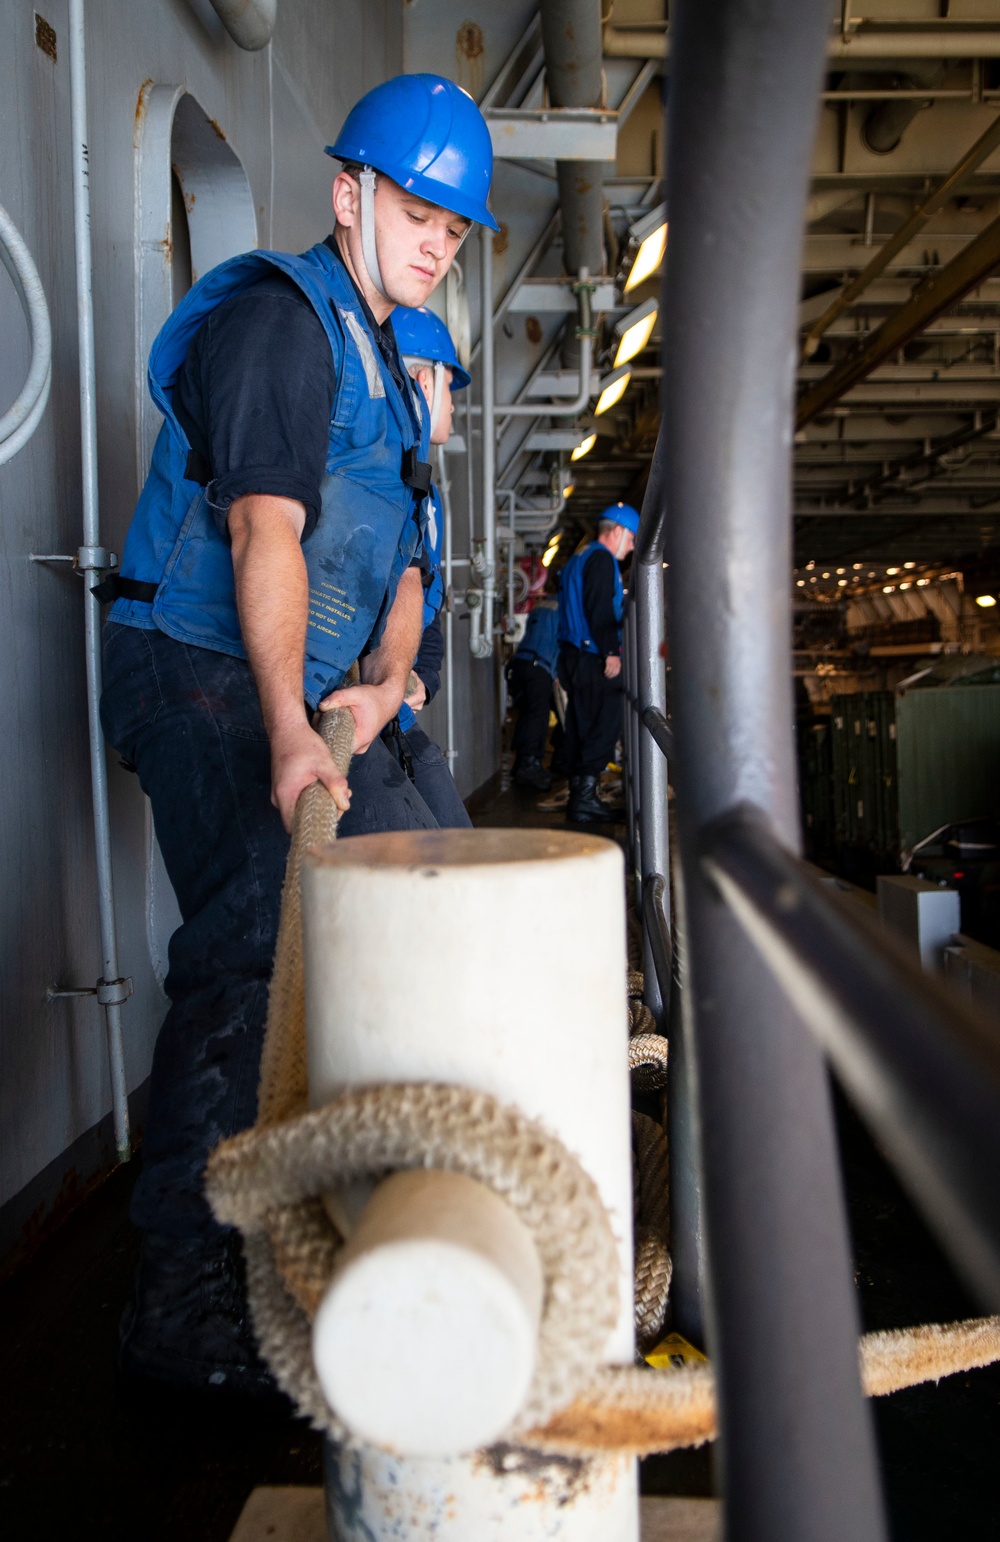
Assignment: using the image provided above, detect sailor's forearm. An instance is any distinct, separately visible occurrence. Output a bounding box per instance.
[229,494,310,732]
[359,566,424,709]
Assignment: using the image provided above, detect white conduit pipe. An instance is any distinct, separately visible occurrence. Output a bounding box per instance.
[435,443,458,769]
[69,0,131,1163]
[0,203,52,466]
[474,226,496,660]
[209,0,277,51]
[498,270,595,419]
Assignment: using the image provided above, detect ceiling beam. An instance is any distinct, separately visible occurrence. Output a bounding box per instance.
[796,208,1000,427]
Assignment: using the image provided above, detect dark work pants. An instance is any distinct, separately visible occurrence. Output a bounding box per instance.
[386,721,472,829]
[557,645,622,778]
[100,623,437,1242]
[507,656,554,763]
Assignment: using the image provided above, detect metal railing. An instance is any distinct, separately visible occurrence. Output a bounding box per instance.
[618,1,1000,1538]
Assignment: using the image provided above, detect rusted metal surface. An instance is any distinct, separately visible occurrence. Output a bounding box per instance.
[34,14,57,63]
[324,1439,638,1539]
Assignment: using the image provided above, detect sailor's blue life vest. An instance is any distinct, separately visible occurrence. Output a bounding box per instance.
[515,597,560,676]
[557,542,623,655]
[109,241,430,708]
[398,484,444,734]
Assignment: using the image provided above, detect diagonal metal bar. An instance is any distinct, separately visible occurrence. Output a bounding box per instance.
[701,803,1000,1309]
[797,209,1000,427]
[802,110,1000,358]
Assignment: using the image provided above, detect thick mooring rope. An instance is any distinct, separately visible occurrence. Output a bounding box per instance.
[206,720,1000,1456]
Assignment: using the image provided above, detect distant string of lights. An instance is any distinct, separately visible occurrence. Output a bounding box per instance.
[792,560,987,605]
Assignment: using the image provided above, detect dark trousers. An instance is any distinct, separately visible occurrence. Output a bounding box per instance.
[386,722,472,829]
[557,645,622,777]
[507,656,553,762]
[100,622,437,1242]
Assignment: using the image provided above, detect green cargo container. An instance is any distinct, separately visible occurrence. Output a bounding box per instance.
[896,683,1000,852]
[828,691,898,856]
[820,672,1000,859]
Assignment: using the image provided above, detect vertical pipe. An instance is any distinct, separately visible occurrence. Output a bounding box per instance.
[506,490,517,637]
[69,0,130,1163]
[634,426,670,1027]
[436,444,457,769]
[479,226,496,655]
[626,607,642,900]
[464,387,475,557]
[664,2,884,1538]
[621,605,636,870]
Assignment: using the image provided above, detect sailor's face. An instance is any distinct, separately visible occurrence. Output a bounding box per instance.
[375,181,470,308]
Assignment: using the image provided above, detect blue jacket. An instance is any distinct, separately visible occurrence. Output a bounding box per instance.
[399,484,444,733]
[110,241,430,708]
[515,598,560,677]
[557,542,623,655]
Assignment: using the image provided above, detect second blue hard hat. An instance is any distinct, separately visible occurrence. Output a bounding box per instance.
[327,74,499,233]
[392,306,470,390]
[601,502,641,536]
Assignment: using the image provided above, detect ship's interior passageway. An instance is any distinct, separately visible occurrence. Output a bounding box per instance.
[4,1,1000,1538]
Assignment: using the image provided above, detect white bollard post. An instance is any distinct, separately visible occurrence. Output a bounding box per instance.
[301,828,638,1542]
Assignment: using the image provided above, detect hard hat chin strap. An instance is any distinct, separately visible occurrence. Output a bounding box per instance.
[430,360,445,440]
[614,528,628,562]
[358,167,390,302]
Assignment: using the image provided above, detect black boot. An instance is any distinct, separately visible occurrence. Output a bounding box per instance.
[118,1230,283,1400]
[567,774,617,824]
[513,754,553,791]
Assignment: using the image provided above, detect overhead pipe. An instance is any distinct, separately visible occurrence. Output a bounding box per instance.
[860,67,942,156]
[603,21,1000,60]
[663,0,886,1537]
[69,0,132,1163]
[207,0,276,51]
[540,0,606,280]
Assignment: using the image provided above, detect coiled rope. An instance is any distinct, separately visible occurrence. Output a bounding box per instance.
[206,707,1000,1455]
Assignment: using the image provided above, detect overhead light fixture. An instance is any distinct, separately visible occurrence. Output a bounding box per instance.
[594,366,632,416]
[886,566,900,576]
[899,582,911,590]
[612,298,658,368]
[796,579,805,587]
[976,593,997,608]
[883,585,895,593]
[916,578,929,587]
[541,539,561,568]
[562,482,575,499]
[571,432,597,462]
[624,203,668,293]
[903,561,916,570]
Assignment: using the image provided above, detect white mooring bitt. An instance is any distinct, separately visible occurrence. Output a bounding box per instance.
[301,827,638,1541]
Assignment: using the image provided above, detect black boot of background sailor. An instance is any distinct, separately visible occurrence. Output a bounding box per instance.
[567,774,616,824]
[513,754,553,791]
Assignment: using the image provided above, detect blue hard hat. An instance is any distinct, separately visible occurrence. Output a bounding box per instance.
[327,74,500,233]
[392,306,470,390]
[601,502,641,536]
